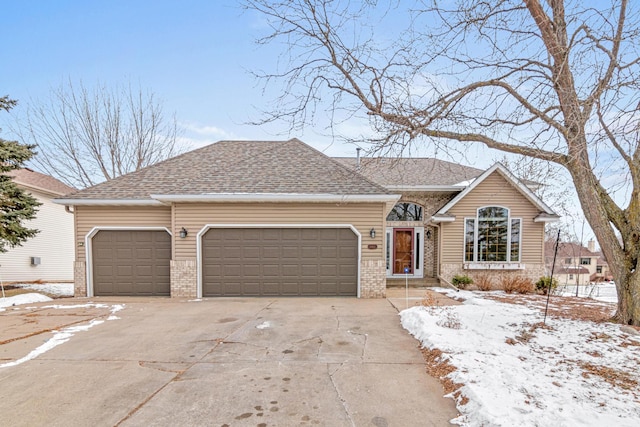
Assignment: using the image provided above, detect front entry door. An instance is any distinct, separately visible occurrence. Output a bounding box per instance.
[393,229,414,274]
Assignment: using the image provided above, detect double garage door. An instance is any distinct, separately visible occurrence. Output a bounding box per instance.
[91,227,358,297]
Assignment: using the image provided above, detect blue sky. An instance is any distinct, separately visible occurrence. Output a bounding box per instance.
[1,1,601,242]
[2,0,370,156]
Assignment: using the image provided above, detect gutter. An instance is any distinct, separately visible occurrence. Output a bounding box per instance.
[54,193,402,206]
[150,193,402,204]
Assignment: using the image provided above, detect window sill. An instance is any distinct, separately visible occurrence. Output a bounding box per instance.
[464,263,525,270]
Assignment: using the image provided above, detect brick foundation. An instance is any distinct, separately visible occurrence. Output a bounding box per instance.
[74,261,87,297]
[360,259,386,298]
[440,263,547,287]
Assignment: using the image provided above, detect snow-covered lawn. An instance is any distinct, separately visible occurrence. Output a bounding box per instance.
[557,283,618,303]
[401,289,640,427]
[4,282,74,297]
[0,292,52,309]
[0,283,73,310]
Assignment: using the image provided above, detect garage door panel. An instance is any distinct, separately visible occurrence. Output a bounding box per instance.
[202,227,357,297]
[300,282,318,295]
[263,264,280,277]
[301,264,318,276]
[261,282,279,294]
[282,264,299,276]
[281,282,299,295]
[92,230,171,297]
[263,247,280,258]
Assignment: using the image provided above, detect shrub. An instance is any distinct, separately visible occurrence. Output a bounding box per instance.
[501,276,534,294]
[437,310,462,329]
[451,274,473,289]
[474,273,494,291]
[535,276,558,295]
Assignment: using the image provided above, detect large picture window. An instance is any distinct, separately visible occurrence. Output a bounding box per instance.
[464,207,521,263]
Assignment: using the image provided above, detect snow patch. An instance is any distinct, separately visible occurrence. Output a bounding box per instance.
[401,292,640,426]
[256,321,271,329]
[0,319,105,369]
[0,293,52,308]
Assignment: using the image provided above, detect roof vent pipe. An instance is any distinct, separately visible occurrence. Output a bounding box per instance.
[356,147,361,169]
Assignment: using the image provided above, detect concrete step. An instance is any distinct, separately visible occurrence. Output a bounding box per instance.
[386,277,440,288]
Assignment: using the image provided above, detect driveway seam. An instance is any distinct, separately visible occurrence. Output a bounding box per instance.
[114,300,275,426]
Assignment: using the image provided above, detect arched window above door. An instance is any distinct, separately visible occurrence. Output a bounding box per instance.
[386,203,424,221]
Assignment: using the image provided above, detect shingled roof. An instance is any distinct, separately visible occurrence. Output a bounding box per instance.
[9,168,76,196]
[333,157,483,187]
[59,139,392,202]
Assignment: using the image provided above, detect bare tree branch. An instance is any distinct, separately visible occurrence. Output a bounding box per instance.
[13,80,183,189]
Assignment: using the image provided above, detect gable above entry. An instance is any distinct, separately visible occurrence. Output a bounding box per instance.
[430,163,560,223]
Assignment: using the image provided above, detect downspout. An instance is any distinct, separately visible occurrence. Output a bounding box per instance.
[65,205,74,214]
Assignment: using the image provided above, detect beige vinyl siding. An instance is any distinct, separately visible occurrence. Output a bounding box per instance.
[440,172,545,264]
[75,206,172,261]
[0,189,74,282]
[173,202,385,261]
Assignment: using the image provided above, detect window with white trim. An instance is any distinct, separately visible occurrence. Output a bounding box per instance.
[464,207,521,262]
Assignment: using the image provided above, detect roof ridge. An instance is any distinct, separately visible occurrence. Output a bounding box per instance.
[291,139,392,194]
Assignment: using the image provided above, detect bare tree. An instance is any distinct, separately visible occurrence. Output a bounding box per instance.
[17,80,182,189]
[245,0,640,325]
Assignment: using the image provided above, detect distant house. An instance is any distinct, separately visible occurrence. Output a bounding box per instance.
[544,240,612,286]
[0,169,75,282]
[56,139,559,298]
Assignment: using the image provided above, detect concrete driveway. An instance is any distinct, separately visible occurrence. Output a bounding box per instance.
[0,297,457,426]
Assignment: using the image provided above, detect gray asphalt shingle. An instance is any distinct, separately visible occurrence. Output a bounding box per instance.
[333,157,483,187]
[62,139,390,199]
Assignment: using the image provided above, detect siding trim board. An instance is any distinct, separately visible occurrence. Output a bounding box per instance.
[196,224,362,298]
[85,226,172,297]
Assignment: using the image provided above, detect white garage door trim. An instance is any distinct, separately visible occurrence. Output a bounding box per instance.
[196,224,362,299]
[85,226,172,298]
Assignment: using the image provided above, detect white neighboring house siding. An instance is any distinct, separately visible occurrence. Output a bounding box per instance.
[0,187,74,282]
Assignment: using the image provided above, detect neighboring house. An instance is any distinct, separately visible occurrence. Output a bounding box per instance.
[56,139,559,298]
[544,240,612,286]
[0,169,75,282]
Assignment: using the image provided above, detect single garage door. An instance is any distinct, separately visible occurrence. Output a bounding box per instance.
[92,230,171,296]
[202,227,358,297]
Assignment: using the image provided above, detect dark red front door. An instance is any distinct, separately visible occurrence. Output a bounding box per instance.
[393,229,413,274]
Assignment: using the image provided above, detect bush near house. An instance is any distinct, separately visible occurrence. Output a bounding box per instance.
[452,274,474,289]
[535,276,559,295]
[501,276,534,294]
[474,273,494,291]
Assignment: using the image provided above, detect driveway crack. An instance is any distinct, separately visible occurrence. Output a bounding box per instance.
[327,363,356,427]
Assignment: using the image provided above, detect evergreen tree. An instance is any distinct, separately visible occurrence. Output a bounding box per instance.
[0,96,40,252]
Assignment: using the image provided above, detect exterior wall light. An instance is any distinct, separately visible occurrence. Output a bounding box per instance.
[426,229,432,240]
[369,228,376,239]
[179,227,188,238]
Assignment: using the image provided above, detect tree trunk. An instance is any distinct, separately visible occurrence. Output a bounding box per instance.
[565,153,640,325]
[615,269,640,325]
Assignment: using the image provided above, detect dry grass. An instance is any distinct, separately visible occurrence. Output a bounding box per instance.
[420,292,440,310]
[474,274,494,291]
[501,276,535,294]
[420,347,468,406]
[578,361,639,391]
[484,293,617,323]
